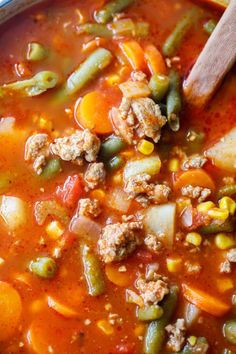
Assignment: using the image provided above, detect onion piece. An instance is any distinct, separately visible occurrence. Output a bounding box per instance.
[0,196,27,230]
[184,302,201,327]
[106,187,131,213]
[69,215,101,240]
[144,203,176,248]
[34,200,69,226]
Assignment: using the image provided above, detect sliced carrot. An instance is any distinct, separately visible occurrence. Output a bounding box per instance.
[182,283,230,317]
[27,315,81,354]
[105,263,131,287]
[0,281,22,341]
[76,91,113,134]
[144,44,167,75]
[47,296,80,318]
[119,40,146,71]
[173,169,215,191]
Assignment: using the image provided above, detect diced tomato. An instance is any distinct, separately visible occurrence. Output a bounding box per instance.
[59,231,77,250]
[56,174,84,209]
[181,206,210,231]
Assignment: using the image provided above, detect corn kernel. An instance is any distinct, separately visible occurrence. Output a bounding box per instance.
[90,189,105,202]
[168,158,179,172]
[215,233,235,250]
[39,117,52,131]
[0,257,5,265]
[217,277,234,293]
[197,201,215,213]
[219,196,236,215]
[97,320,114,335]
[186,232,202,247]
[208,207,229,221]
[166,258,182,273]
[134,324,146,337]
[137,139,154,156]
[187,336,197,346]
[46,221,64,240]
[106,74,121,86]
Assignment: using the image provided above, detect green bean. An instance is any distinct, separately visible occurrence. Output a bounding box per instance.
[163,7,200,57]
[203,19,217,35]
[78,20,149,38]
[166,70,181,131]
[41,159,61,179]
[149,74,170,102]
[144,286,179,354]
[100,136,127,160]
[137,305,163,322]
[81,244,105,296]
[107,155,124,171]
[135,22,150,37]
[65,48,112,95]
[78,23,113,38]
[180,337,209,354]
[199,218,235,235]
[224,320,236,345]
[2,71,58,97]
[95,0,135,24]
[29,257,57,279]
[217,185,236,199]
[27,42,48,61]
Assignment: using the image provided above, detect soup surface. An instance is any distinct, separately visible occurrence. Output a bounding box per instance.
[0,0,235,353]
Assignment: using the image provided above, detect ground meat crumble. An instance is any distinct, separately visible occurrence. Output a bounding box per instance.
[124,173,171,206]
[84,162,106,189]
[181,154,207,171]
[111,71,167,144]
[181,185,211,203]
[135,272,169,306]
[144,234,162,253]
[78,198,101,218]
[50,129,100,164]
[98,221,143,263]
[165,319,186,352]
[24,133,50,175]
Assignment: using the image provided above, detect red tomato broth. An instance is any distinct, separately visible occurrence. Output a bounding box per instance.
[0,0,235,353]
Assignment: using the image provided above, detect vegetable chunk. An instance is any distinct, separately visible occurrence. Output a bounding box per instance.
[206,127,236,172]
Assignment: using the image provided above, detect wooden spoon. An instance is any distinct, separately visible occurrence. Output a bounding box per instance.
[183,0,236,107]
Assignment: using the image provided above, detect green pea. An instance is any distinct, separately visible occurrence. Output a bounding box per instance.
[27,42,48,61]
[29,257,57,279]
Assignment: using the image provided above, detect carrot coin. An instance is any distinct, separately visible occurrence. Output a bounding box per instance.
[0,281,22,341]
[76,91,113,134]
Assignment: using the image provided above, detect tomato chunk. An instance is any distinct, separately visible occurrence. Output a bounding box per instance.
[56,175,84,209]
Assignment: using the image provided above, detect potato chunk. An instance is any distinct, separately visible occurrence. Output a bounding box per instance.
[206,128,236,172]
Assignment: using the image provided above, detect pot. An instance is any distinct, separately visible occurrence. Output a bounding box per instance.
[0,0,44,24]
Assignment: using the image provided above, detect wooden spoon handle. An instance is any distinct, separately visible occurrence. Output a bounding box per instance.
[183,0,236,107]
